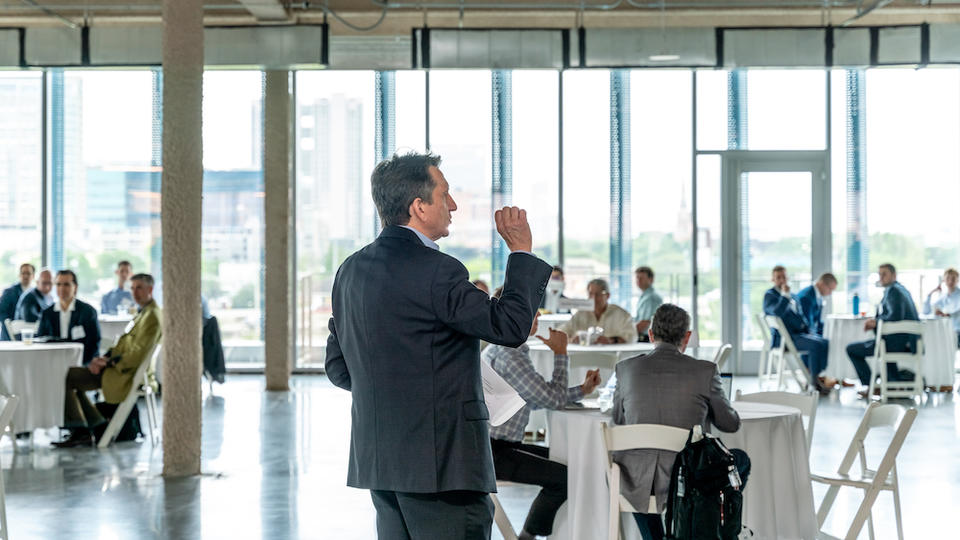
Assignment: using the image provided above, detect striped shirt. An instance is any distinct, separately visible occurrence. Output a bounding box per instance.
[483,342,584,442]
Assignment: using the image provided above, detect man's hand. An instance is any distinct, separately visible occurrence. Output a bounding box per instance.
[936,309,948,317]
[780,284,791,294]
[636,320,650,334]
[595,336,613,345]
[864,319,877,331]
[930,284,942,298]
[537,328,568,355]
[581,369,602,395]
[494,206,533,253]
[88,356,108,375]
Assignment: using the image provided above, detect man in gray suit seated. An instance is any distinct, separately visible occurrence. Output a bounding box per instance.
[612,304,750,540]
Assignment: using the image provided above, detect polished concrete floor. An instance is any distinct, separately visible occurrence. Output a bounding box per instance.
[2,374,957,539]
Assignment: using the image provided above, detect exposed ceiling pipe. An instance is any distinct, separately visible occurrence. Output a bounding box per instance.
[842,0,897,25]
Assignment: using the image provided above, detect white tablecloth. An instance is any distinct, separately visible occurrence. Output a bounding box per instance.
[0,342,83,432]
[547,402,817,540]
[99,316,133,353]
[823,315,956,387]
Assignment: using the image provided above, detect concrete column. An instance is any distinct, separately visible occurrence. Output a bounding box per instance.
[161,0,203,477]
[264,70,293,391]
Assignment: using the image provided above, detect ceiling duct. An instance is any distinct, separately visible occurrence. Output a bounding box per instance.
[414,28,569,69]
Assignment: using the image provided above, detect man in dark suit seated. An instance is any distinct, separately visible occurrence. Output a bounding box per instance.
[846,263,920,398]
[37,270,101,365]
[325,152,552,539]
[0,263,35,340]
[762,265,831,395]
[612,304,750,540]
[796,272,837,337]
[15,268,54,323]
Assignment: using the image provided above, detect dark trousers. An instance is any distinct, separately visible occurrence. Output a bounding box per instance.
[370,489,493,540]
[633,449,751,540]
[63,367,105,429]
[791,333,829,378]
[490,438,567,536]
[846,339,916,386]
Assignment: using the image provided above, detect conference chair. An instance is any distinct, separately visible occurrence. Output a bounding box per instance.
[600,422,690,540]
[763,315,813,392]
[755,313,773,382]
[98,342,162,449]
[0,394,19,540]
[712,343,733,372]
[735,389,818,453]
[491,481,521,540]
[3,319,37,341]
[811,403,916,540]
[868,321,925,403]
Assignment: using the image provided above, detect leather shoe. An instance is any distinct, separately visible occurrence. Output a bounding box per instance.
[52,430,93,448]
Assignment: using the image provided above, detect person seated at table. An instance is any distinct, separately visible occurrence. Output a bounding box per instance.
[101,260,134,316]
[612,304,750,540]
[0,263,35,340]
[796,272,837,337]
[471,279,490,295]
[763,266,832,395]
[561,278,637,344]
[924,267,960,347]
[53,273,162,448]
[847,263,920,398]
[14,268,54,323]
[634,266,663,343]
[37,270,101,365]
[483,303,602,540]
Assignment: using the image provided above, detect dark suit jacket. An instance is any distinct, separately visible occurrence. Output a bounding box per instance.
[325,225,552,494]
[796,285,824,336]
[37,299,101,365]
[763,287,809,346]
[612,344,740,513]
[0,282,23,340]
[876,281,920,352]
[15,288,52,323]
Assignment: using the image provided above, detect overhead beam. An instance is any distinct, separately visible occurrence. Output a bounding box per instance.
[237,0,289,21]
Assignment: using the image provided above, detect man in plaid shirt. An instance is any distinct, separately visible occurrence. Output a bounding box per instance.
[482,309,602,540]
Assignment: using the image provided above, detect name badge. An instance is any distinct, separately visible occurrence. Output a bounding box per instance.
[71,326,86,340]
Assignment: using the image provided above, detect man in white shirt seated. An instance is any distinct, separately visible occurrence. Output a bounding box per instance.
[561,278,638,344]
[924,267,960,347]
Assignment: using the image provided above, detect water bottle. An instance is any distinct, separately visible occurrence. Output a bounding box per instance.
[852,293,860,316]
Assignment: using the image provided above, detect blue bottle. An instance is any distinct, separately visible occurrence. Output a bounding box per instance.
[852,293,860,315]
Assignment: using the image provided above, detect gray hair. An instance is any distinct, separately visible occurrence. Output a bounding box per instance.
[650,304,690,347]
[371,151,442,228]
[131,273,155,287]
[587,278,609,295]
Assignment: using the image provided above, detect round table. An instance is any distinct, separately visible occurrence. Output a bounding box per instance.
[717,402,818,540]
[545,402,817,540]
[0,342,83,432]
[823,315,956,389]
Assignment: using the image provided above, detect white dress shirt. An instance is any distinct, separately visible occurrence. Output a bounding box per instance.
[561,304,638,343]
[924,288,960,333]
[53,299,76,339]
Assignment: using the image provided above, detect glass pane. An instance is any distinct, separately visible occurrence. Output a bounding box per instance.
[746,70,826,150]
[60,71,156,309]
[512,70,559,265]
[295,71,376,367]
[562,70,610,298]
[829,69,851,314]
[202,71,265,365]
[695,70,729,151]
[429,70,493,284]
[741,172,812,345]
[395,71,427,153]
[0,73,43,283]
[630,70,693,315]
[695,154,722,343]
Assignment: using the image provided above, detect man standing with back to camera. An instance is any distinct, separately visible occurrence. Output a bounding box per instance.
[326,151,552,539]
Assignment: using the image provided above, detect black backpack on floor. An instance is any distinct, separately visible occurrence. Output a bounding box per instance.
[665,428,743,540]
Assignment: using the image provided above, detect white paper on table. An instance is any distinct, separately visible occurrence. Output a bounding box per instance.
[481,360,526,426]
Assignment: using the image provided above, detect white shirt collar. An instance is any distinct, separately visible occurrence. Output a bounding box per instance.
[400,225,439,250]
[814,285,823,303]
[53,299,76,313]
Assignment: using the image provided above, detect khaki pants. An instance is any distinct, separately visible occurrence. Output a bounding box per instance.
[64,367,106,429]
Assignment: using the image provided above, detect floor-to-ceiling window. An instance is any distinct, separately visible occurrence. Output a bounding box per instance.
[0,73,43,284]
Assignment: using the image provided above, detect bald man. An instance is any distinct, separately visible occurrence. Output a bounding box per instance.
[15,268,54,323]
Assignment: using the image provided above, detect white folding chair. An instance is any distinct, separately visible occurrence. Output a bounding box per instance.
[490,481,521,540]
[712,343,733,372]
[735,389,818,453]
[868,321,925,403]
[98,342,162,449]
[0,394,19,540]
[755,313,773,381]
[764,315,813,392]
[600,422,690,540]
[4,319,37,340]
[811,403,917,540]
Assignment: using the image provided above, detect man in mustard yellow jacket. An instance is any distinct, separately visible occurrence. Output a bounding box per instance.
[53,273,162,448]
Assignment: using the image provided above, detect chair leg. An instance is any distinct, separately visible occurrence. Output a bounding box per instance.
[146,393,159,445]
[0,452,7,540]
[97,397,138,449]
[892,487,905,540]
[816,485,840,527]
[843,487,883,540]
[490,493,518,540]
[867,507,875,540]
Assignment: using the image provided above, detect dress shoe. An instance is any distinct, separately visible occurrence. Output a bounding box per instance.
[819,376,839,388]
[52,430,93,448]
[857,387,882,399]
